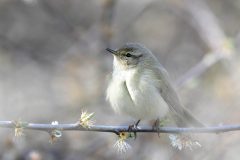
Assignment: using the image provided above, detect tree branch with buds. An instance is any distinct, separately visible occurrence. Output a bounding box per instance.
[1,120,240,135]
[1,111,240,151]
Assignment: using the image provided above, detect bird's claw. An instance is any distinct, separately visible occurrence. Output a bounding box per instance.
[152,118,160,137]
[128,120,140,139]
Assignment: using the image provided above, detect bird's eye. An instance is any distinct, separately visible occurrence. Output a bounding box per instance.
[126,53,132,57]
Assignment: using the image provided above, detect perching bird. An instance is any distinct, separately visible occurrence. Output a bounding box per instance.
[106,43,203,128]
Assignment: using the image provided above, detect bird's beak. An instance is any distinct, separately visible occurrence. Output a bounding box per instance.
[106,48,117,55]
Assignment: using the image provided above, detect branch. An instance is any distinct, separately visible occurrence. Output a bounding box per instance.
[176,51,224,88]
[1,121,240,135]
[169,0,235,88]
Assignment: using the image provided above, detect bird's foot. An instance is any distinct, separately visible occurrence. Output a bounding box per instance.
[128,119,141,139]
[152,118,160,137]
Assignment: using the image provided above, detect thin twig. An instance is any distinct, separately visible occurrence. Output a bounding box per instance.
[1,121,240,135]
[176,51,224,88]
[168,0,235,88]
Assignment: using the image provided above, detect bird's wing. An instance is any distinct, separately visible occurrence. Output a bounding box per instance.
[153,66,204,127]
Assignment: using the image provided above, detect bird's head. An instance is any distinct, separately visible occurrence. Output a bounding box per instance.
[106,43,156,70]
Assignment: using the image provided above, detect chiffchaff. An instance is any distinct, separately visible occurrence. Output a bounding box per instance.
[106,43,203,127]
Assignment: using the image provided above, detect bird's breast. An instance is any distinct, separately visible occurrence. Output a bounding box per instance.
[106,69,135,114]
[107,68,169,120]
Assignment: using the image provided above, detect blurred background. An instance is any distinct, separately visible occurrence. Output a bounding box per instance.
[0,0,240,159]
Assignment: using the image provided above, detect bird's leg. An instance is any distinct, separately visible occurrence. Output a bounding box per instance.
[128,119,141,139]
[152,118,160,137]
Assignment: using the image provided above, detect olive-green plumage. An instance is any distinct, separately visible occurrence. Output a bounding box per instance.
[106,43,203,127]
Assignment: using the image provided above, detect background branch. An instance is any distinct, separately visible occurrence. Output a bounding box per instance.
[170,0,235,88]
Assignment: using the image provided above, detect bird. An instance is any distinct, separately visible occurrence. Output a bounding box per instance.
[106,43,203,130]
